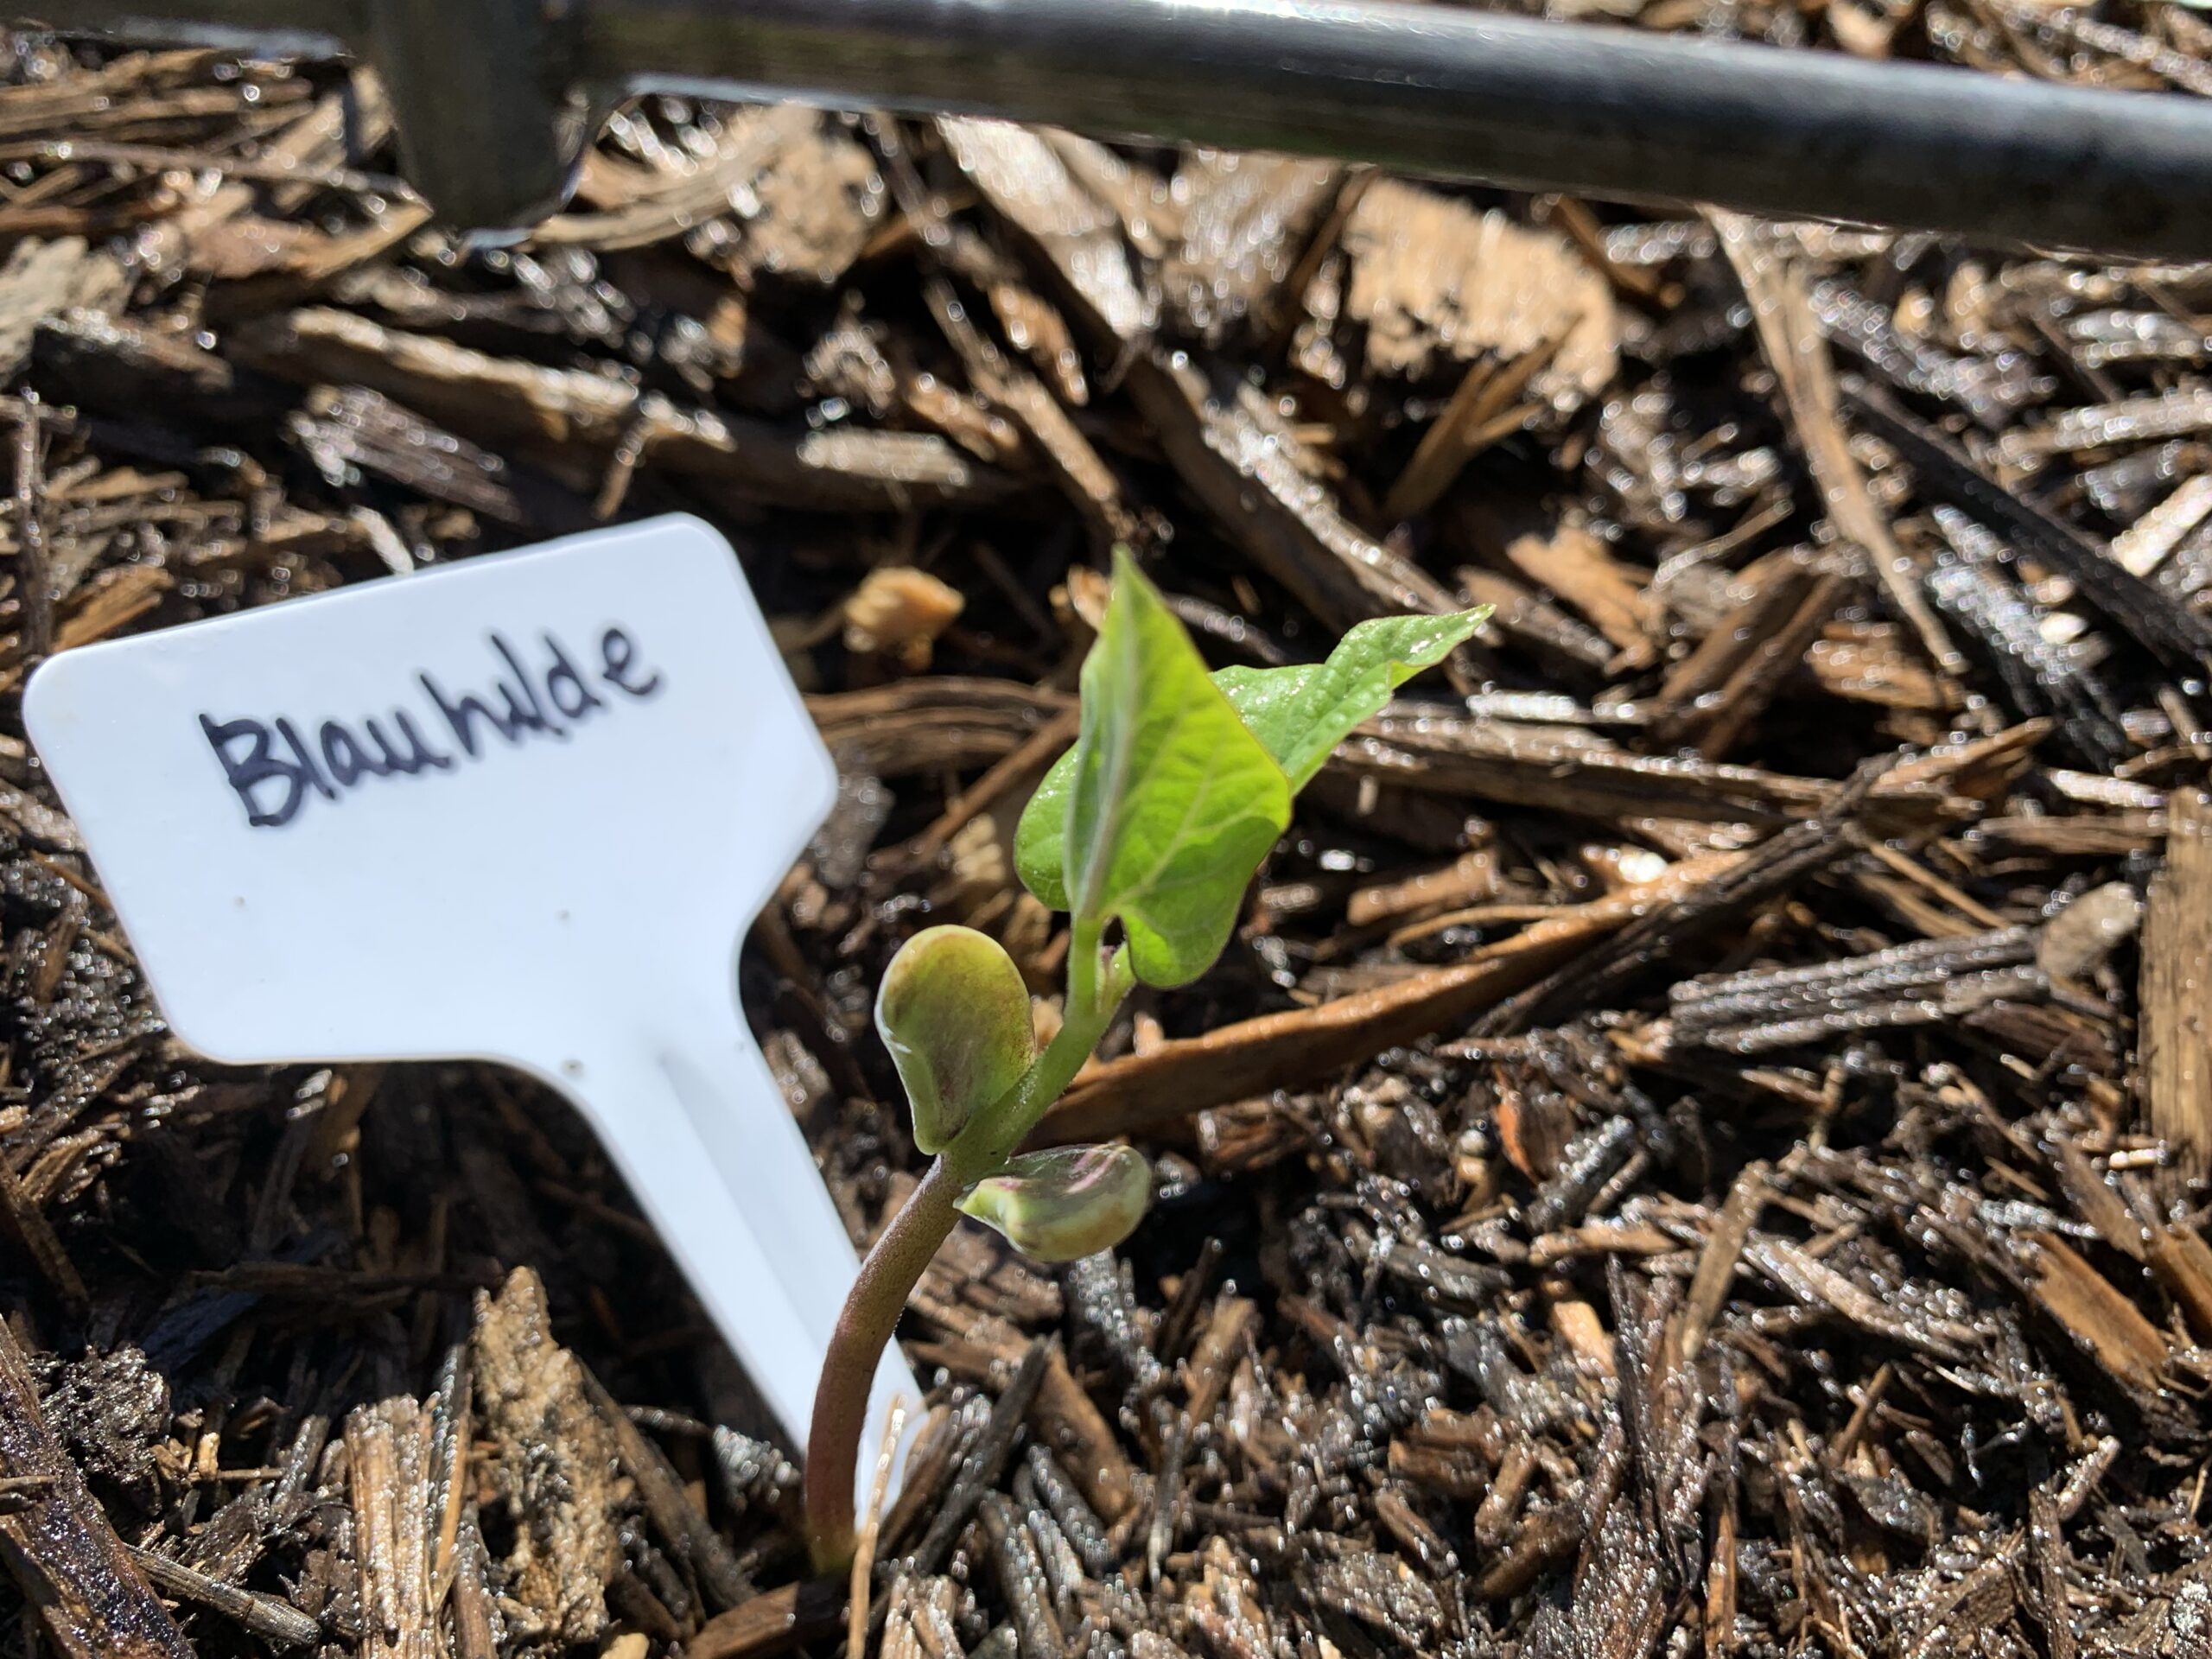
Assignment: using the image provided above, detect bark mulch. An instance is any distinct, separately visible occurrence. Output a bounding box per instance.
[3,10,2212,1656]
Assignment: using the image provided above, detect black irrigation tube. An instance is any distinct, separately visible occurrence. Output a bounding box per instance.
[39,0,2212,254]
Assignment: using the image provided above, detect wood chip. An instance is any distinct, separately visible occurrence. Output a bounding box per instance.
[1336,179,1616,414]
[2143,786,2212,1174]
[0,1320,192,1659]
[470,1268,623,1643]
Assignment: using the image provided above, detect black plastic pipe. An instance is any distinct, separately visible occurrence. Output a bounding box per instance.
[44,0,2212,255]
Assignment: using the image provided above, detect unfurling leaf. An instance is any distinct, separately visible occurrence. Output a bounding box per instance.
[1016,575,1484,931]
[875,925,1036,1154]
[1014,549,1291,986]
[1213,606,1489,788]
[1013,753,1077,912]
[956,1145,1152,1262]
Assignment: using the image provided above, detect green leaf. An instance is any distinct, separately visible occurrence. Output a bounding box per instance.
[1016,599,1487,909]
[956,1144,1152,1262]
[1054,550,1293,987]
[1212,607,1488,789]
[875,925,1037,1154]
[1014,753,1076,913]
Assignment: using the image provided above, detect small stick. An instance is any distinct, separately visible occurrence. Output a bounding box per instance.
[129,1548,322,1649]
[580,1364,751,1610]
[0,1156,87,1319]
[887,708,1079,876]
[12,408,51,664]
[910,1340,1052,1574]
[847,1398,909,1659]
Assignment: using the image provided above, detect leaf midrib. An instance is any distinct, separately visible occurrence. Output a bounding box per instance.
[1072,596,1143,925]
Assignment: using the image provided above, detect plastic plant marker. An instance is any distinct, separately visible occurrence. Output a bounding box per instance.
[22,514,918,1494]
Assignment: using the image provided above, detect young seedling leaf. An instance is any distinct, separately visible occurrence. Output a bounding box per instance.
[956,1144,1152,1262]
[875,925,1037,1154]
[1014,760,1075,913]
[1060,550,1292,987]
[1212,607,1489,789]
[1016,601,1487,908]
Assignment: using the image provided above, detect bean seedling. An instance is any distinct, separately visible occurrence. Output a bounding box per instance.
[804,549,1486,1570]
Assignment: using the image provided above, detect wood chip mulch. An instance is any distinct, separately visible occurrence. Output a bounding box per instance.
[3,10,2212,1656]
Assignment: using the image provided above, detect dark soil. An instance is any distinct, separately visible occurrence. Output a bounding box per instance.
[2,11,2212,1658]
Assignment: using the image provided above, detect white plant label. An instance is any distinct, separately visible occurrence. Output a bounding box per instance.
[23,514,918,1486]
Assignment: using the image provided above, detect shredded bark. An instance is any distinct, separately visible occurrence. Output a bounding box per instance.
[6,16,2212,1659]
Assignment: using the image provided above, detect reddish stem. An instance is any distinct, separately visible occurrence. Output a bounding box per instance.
[804,1157,963,1573]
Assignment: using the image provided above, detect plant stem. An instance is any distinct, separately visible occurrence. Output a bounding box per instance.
[803,933,1134,1573]
[804,1156,962,1574]
[962,928,1122,1166]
